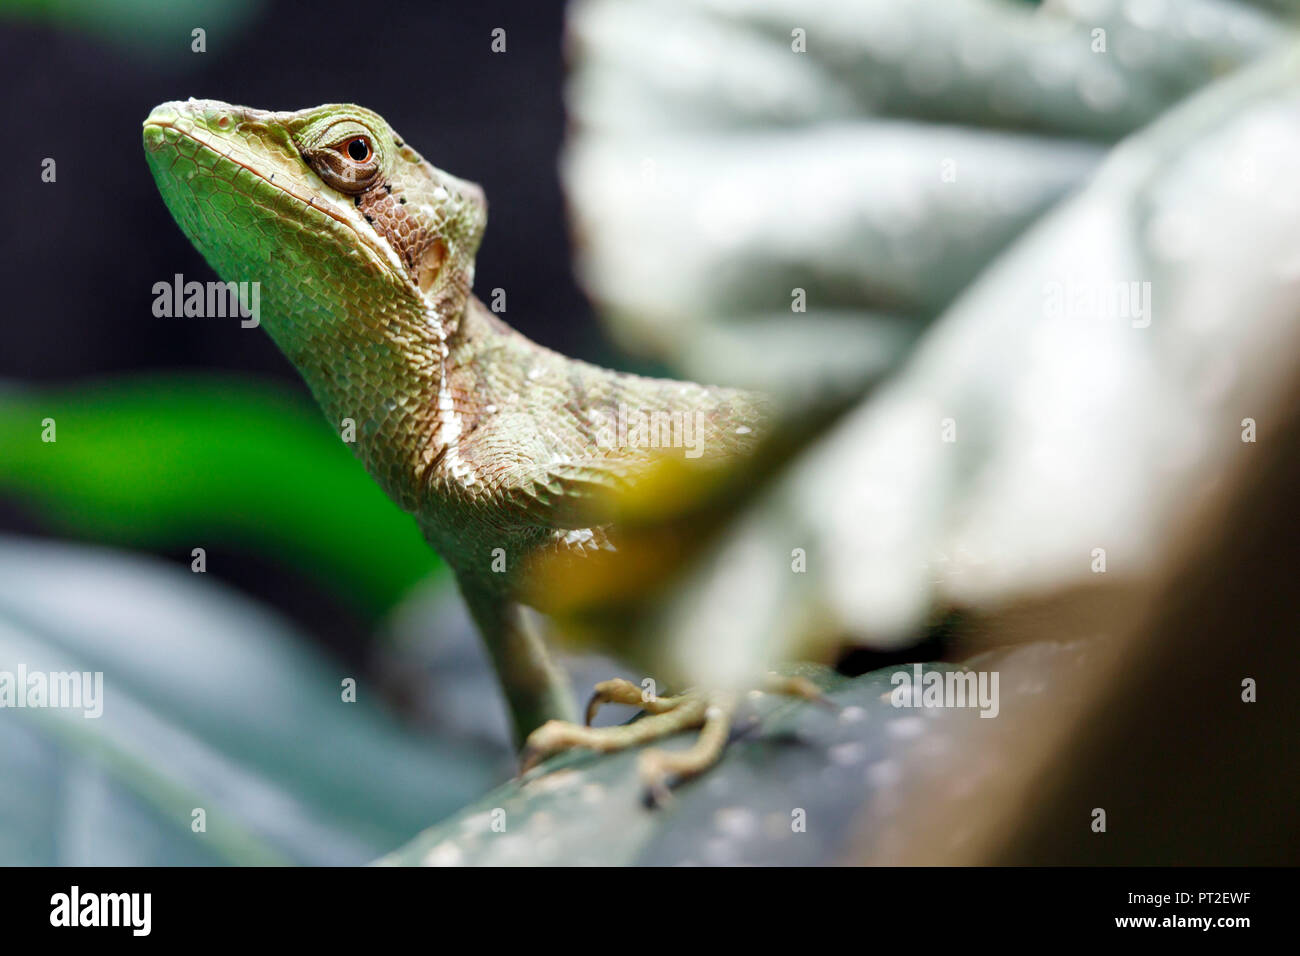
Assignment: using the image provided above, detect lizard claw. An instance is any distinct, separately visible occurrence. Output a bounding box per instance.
[517,746,543,778]
[765,673,838,711]
[583,691,602,727]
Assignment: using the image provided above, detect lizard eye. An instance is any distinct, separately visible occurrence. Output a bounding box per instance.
[303,129,381,194]
[342,136,372,163]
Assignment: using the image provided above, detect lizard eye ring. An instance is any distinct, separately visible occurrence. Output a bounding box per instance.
[341,136,372,164]
[302,127,382,194]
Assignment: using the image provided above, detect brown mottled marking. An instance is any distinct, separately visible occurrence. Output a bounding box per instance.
[358,184,443,288]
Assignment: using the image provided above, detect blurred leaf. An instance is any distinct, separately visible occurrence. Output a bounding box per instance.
[0,375,441,614]
[0,534,495,865]
[0,0,265,55]
[563,0,1291,394]
[640,40,1300,686]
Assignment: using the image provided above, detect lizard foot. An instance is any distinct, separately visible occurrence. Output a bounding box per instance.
[518,672,833,806]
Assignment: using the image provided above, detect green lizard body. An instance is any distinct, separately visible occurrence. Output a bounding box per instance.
[143,100,766,751]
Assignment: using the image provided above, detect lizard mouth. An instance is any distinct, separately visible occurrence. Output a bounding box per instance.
[143,103,404,280]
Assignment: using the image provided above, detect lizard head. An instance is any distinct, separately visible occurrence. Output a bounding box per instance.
[144,100,489,498]
[143,99,487,347]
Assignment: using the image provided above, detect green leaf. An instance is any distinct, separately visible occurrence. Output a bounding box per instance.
[0,0,265,56]
[0,375,441,614]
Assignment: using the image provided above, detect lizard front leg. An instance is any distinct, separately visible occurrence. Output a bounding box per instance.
[456,577,577,749]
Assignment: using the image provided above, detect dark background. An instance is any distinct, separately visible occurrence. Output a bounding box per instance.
[1,0,610,661]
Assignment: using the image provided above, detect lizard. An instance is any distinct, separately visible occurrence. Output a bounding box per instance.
[142,99,818,799]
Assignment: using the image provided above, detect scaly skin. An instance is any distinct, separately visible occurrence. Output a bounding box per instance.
[142,100,768,768]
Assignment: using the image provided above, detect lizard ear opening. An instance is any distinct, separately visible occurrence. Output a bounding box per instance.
[417,239,448,294]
